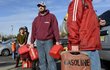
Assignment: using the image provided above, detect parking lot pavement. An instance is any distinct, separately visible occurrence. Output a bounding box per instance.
[1,61,108,70]
[0,61,107,70]
[0,59,60,70]
[0,55,109,70]
[0,59,32,70]
[0,64,32,70]
[0,61,15,70]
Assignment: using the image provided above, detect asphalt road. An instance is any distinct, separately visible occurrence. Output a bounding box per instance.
[0,55,61,70]
[0,55,17,70]
[0,55,110,70]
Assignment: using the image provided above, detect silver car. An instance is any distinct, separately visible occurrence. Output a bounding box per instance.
[0,39,18,56]
[99,25,110,61]
[99,10,110,61]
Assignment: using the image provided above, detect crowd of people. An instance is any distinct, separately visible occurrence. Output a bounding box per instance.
[11,0,107,70]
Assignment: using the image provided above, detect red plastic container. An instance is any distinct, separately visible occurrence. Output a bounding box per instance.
[29,48,38,61]
[22,60,32,68]
[20,52,30,60]
[49,44,64,59]
[18,44,29,55]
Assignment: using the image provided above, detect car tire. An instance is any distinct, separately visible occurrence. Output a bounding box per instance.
[1,49,10,56]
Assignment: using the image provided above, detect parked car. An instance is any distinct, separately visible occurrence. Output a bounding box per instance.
[99,26,110,61]
[0,39,18,56]
[98,10,110,61]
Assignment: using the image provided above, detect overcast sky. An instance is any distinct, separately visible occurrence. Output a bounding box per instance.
[0,0,110,38]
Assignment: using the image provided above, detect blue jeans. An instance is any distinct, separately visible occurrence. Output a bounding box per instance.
[36,40,57,70]
[12,52,16,60]
[81,50,101,70]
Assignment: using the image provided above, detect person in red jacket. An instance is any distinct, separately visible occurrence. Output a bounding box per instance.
[31,2,60,70]
[67,0,106,70]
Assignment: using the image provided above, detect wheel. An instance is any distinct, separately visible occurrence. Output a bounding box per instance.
[1,49,10,56]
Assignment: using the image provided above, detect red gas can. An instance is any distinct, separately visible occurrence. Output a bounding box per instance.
[29,48,38,61]
[22,60,32,68]
[20,52,30,60]
[49,44,63,59]
[18,44,29,55]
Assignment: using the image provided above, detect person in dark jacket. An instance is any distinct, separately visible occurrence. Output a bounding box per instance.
[31,2,60,70]
[15,27,27,68]
[24,26,29,44]
[17,27,27,46]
